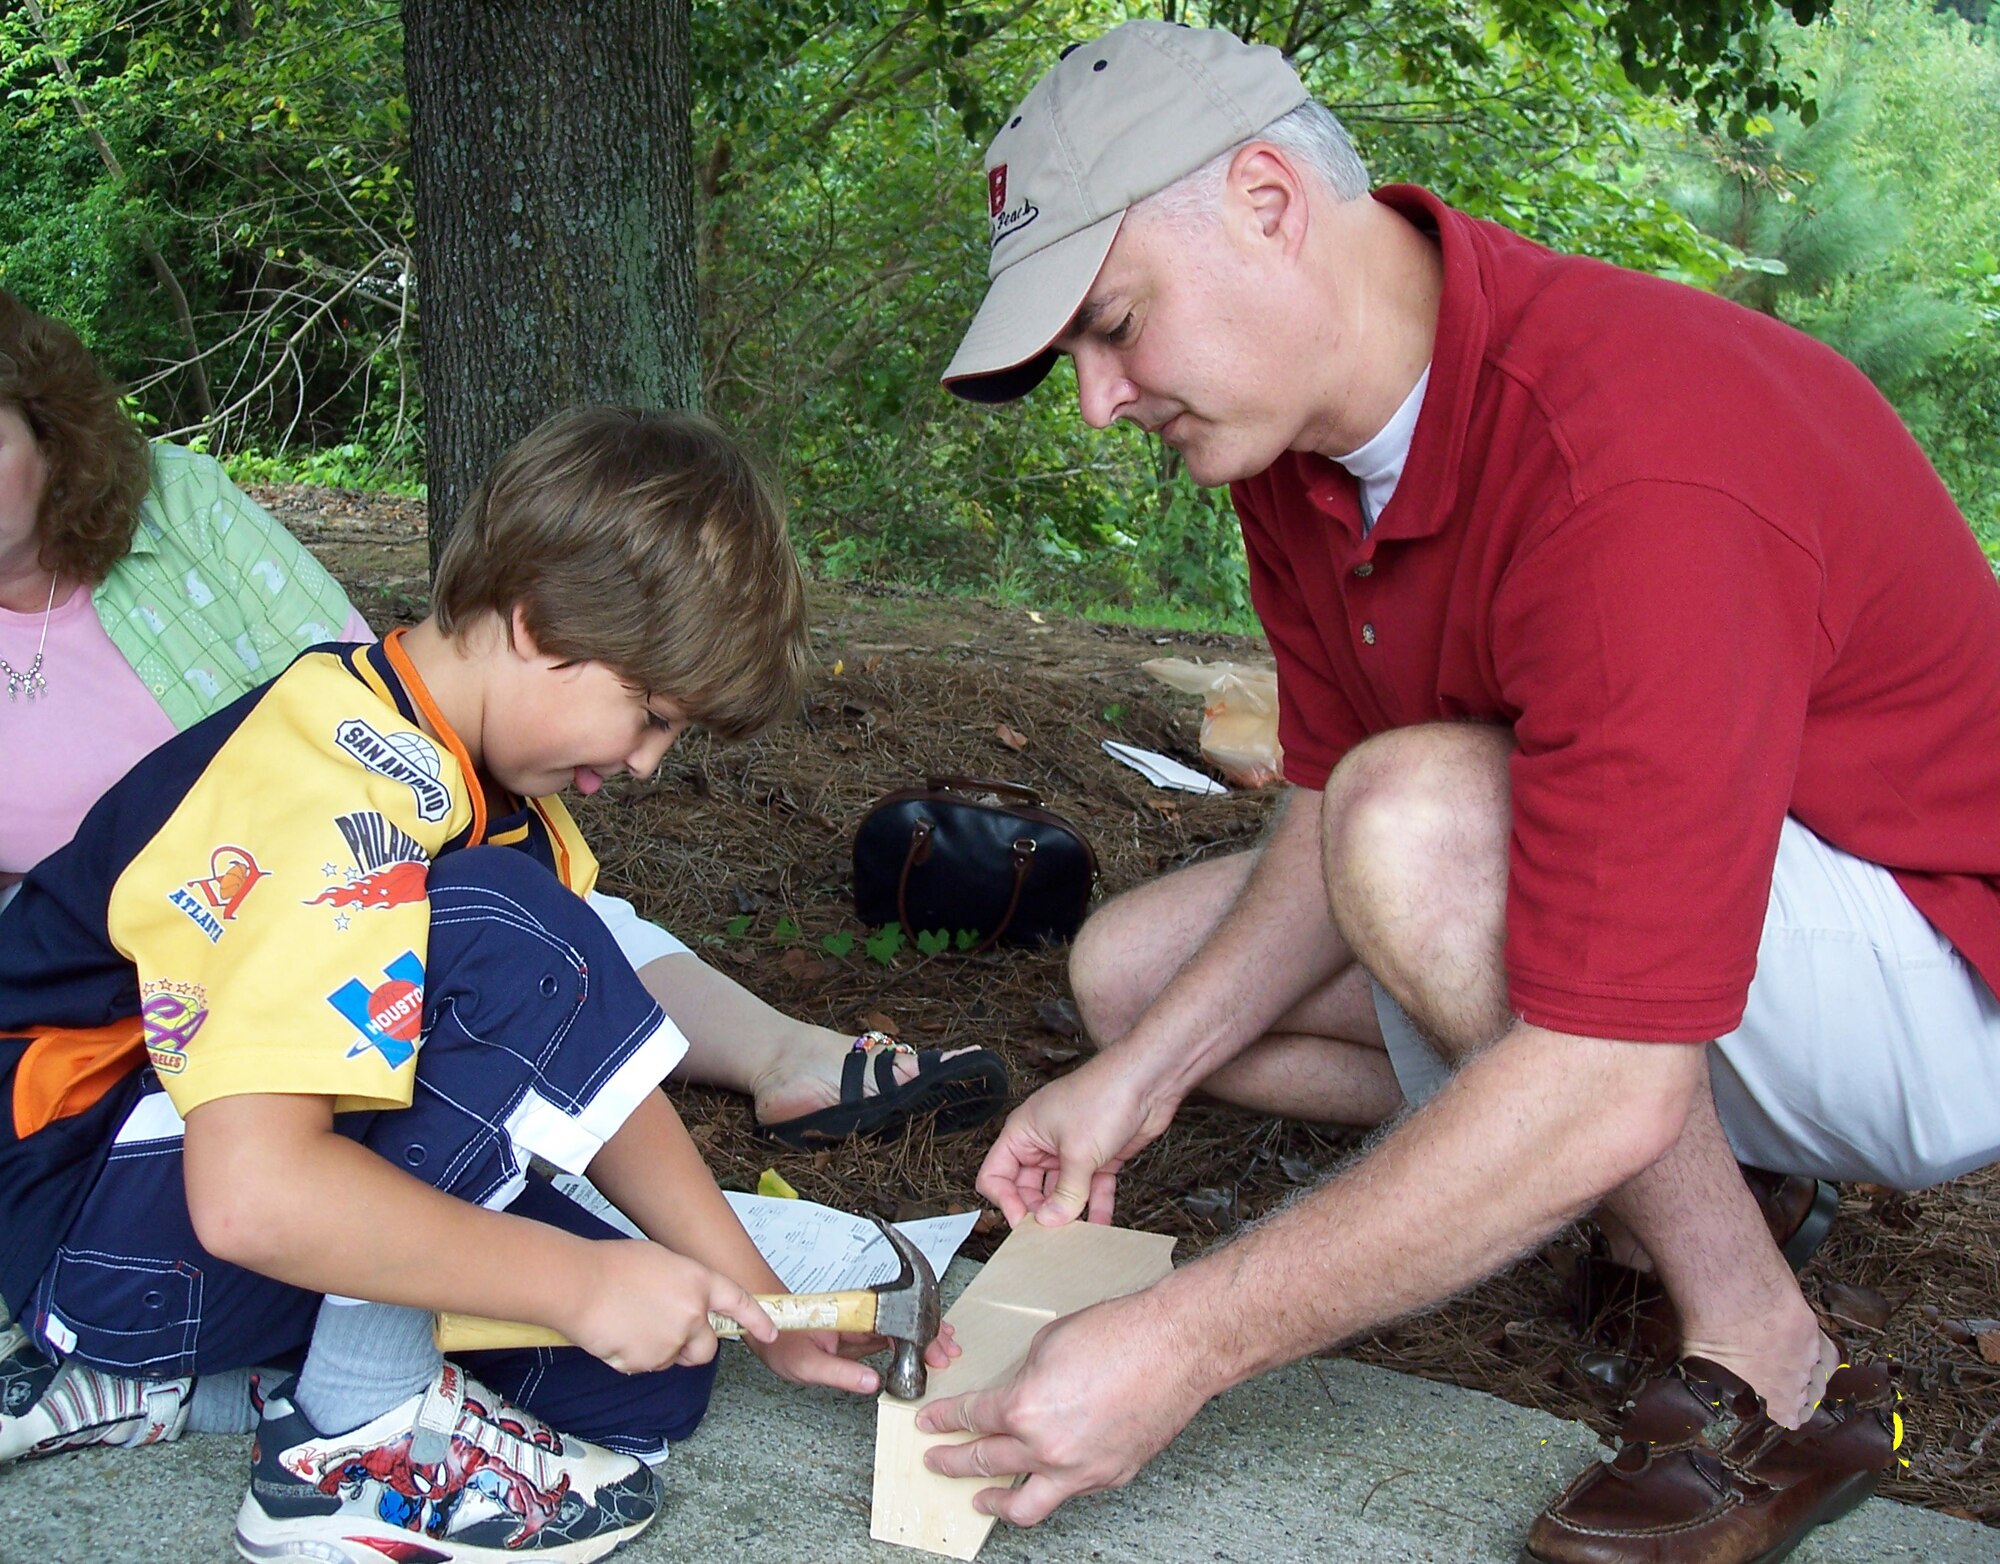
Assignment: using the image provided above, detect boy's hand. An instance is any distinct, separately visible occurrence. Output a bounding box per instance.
[750,1320,963,1394]
[569,1239,778,1374]
[749,1329,880,1392]
[924,1319,962,1370]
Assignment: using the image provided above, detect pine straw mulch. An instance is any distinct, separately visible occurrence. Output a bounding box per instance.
[282,487,2000,1527]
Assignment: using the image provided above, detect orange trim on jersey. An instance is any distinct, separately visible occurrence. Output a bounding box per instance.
[11,1021,147,1139]
[382,627,487,845]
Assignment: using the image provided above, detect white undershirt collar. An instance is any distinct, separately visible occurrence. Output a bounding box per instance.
[1332,364,1431,533]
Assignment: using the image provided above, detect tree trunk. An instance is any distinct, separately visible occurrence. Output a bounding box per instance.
[403,0,698,563]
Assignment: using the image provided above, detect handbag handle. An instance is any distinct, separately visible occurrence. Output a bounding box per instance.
[927,775,1044,807]
[895,822,1037,957]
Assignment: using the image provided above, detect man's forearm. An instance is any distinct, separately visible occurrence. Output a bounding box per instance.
[1108,787,1352,1108]
[1163,1024,1703,1398]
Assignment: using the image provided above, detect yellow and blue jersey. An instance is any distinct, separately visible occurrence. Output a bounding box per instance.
[0,628,595,1312]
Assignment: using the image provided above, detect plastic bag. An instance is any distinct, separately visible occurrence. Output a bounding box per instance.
[1140,658,1284,788]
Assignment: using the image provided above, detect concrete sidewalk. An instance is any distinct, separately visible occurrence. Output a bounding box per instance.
[5,1261,1989,1564]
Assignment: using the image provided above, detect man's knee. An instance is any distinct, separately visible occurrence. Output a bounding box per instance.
[1069,896,1150,1050]
[1068,855,1251,1049]
[1321,724,1511,916]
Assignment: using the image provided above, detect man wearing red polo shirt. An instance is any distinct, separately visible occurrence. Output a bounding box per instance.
[921,21,2000,1564]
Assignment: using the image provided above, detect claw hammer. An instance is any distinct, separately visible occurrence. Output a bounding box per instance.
[433,1212,943,1398]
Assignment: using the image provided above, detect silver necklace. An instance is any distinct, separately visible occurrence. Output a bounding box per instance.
[0,573,57,701]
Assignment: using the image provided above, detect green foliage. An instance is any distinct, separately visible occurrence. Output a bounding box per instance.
[1821,0,2000,548]
[696,0,1761,624]
[1668,79,1896,314]
[1664,0,2000,541]
[715,912,962,966]
[1495,0,1830,132]
[221,440,424,496]
[863,923,906,965]
[0,1,412,451]
[10,0,1987,612]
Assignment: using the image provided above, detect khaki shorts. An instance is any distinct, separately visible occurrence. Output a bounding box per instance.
[1374,817,2000,1190]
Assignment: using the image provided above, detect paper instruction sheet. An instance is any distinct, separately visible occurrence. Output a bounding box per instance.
[549,1172,977,1292]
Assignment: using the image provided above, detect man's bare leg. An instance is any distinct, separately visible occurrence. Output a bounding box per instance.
[1610,1066,1836,1425]
[1069,850,1402,1126]
[1322,722,1828,1425]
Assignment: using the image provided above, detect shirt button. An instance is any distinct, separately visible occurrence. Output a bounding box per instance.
[1361,623,1377,646]
[1353,562,1374,577]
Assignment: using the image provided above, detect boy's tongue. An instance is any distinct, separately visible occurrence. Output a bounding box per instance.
[574,766,604,796]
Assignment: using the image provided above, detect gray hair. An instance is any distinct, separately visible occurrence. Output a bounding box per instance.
[1131,100,1369,230]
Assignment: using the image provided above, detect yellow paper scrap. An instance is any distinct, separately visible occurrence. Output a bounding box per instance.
[757,1167,800,1200]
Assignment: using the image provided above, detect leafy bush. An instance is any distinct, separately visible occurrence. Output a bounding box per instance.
[6,0,1989,614]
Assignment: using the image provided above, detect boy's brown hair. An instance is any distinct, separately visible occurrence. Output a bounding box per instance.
[432,406,806,740]
[0,289,152,584]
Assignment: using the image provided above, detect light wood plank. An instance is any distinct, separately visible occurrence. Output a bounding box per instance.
[870,1221,1176,1559]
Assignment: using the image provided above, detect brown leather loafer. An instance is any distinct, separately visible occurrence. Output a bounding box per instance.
[1569,1166,1840,1361]
[1525,1356,1895,1564]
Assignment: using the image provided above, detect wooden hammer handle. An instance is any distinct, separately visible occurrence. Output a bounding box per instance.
[713,1289,880,1337]
[434,1288,882,1353]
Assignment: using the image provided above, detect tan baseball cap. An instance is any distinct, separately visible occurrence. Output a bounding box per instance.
[942,21,1308,404]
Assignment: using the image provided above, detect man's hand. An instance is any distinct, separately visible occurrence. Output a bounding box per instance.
[565,1239,778,1374]
[915,1292,1206,1526]
[975,1055,1176,1227]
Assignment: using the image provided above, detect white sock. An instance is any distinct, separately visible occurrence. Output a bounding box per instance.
[294,1300,442,1435]
[186,1368,259,1435]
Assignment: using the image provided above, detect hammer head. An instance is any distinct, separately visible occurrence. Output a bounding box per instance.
[867,1213,941,1399]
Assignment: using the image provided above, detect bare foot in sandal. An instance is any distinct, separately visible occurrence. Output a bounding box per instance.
[633,952,1008,1142]
[751,1030,990,1127]
[759,1032,1008,1147]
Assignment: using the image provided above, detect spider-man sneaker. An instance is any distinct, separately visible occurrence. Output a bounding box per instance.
[233,1362,660,1563]
[0,1322,192,1463]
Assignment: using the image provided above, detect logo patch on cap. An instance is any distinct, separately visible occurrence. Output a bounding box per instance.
[988,165,1040,249]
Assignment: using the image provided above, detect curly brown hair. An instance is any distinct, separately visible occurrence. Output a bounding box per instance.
[0,290,152,583]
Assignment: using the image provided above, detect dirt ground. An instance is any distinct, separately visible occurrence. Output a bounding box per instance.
[271,483,2000,1525]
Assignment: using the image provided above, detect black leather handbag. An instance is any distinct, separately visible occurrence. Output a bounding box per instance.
[852,776,1097,952]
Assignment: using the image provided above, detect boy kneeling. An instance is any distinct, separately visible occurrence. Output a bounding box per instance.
[0,409,939,1562]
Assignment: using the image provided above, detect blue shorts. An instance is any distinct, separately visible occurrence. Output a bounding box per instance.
[23,847,716,1453]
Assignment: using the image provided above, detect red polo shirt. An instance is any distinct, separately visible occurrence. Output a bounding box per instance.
[1234,185,2000,1043]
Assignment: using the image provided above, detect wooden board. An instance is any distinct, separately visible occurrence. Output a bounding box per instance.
[870,1221,1176,1559]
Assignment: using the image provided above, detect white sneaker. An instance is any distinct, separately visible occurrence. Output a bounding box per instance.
[0,1323,191,1463]
[233,1361,660,1563]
